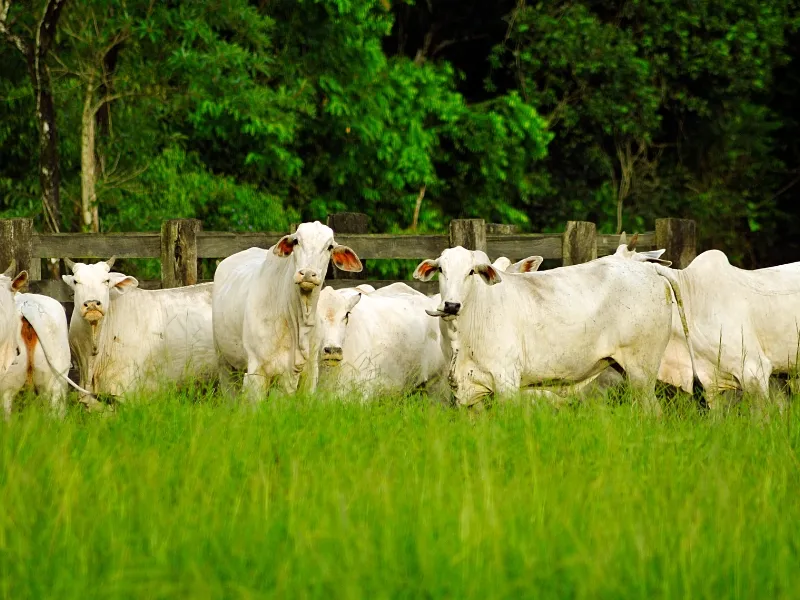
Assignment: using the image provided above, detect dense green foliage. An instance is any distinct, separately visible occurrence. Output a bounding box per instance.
[2,0,800,265]
[1,392,799,598]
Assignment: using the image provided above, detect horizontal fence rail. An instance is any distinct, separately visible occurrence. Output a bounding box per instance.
[0,214,697,303]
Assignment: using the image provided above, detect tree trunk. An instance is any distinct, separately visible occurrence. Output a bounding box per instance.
[81,72,99,232]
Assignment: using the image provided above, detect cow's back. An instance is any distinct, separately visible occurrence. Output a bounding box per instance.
[339,292,444,393]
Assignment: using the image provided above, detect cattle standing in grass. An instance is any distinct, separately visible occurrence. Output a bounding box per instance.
[314,283,446,399]
[415,247,692,413]
[1,262,73,418]
[63,258,216,406]
[656,250,800,409]
[212,221,362,401]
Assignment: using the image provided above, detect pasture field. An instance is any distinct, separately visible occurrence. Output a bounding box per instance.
[1,390,799,599]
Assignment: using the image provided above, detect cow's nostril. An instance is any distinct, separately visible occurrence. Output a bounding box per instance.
[443,302,461,315]
[323,346,342,355]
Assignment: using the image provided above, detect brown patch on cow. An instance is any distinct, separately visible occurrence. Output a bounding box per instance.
[20,317,37,388]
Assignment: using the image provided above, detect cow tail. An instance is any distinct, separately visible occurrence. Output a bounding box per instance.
[34,333,97,398]
[653,264,697,390]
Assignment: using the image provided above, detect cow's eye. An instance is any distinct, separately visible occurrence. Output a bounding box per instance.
[468,269,475,276]
[344,312,350,324]
[328,244,334,252]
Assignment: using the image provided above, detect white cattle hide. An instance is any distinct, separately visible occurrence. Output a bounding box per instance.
[658,250,800,407]
[1,265,72,418]
[63,259,216,403]
[212,221,362,400]
[315,283,445,398]
[415,247,681,413]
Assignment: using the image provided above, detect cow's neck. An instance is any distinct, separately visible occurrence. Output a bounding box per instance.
[255,256,322,372]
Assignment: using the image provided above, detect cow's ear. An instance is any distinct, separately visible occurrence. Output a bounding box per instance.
[332,245,363,272]
[11,271,28,293]
[111,275,139,295]
[636,250,672,266]
[62,274,76,289]
[413,259,439,281]
[508,256,543,273]
[274,234,297,257]
[346,292,362,312]
[473,263,502,286]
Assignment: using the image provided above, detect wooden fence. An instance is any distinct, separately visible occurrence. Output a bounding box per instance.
[0,214,697,301]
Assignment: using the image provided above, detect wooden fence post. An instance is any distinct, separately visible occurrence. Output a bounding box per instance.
[562,221,597,265]
[327,212,369,280]
[450,219,487,252]
[0,218,36,280]
[161,218,201,287]
[655,218,696,269]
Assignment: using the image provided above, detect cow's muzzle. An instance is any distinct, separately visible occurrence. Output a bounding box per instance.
[295,269,322,292]
[81,300,105,323]
[426,301,460,318]
[321,345,343,365]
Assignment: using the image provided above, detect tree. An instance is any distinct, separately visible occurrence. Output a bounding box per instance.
[0,0,68,232]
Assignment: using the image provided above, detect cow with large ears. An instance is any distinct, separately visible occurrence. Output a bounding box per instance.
[415,246,691,414]
[212,221,362,401]
[63,257,217,404]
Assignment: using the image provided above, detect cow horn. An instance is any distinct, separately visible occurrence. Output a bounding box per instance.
[64,258,76,272]
[619,232,627,245]
[3,259,16,278]
[105,255,117,269]
[627,233,639,251]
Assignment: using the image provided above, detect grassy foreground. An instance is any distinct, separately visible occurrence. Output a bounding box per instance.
[1,391,799,599]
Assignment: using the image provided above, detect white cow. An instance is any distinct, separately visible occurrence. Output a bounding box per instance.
[415,247,692,413]
[1,262,74,418]
[212,221,362,401]
[314,283,446,399]
[63,257,217,405]
[657,250,800,408]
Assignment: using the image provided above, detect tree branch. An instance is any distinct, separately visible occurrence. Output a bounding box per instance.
[0,0,29,55]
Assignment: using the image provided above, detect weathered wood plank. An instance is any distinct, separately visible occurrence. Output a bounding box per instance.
[487,234,563,260]
[33,232,161,258]
[324,279,438,295]
[196,232,284,258]
[28,277,437,302]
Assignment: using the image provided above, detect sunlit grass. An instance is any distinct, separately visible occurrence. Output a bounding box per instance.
[1,389,799,599]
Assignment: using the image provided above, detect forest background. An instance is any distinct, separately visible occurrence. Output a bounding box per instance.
[2,0,799,270]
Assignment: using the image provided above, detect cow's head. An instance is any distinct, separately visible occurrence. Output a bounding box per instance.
[316,287,362,366]
[62,257,138,325]
[414,247,503,318]
[0,259,29,295]
[273,222,362,293]
[0,261,28,333]
[614,232,672,266]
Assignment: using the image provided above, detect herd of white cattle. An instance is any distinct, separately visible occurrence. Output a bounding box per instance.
[2,220,799,419]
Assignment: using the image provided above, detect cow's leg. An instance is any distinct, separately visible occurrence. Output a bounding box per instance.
[2,356,27,420]
[218,356,238,400]
[32,345,68,419]
[242,369,269,405]
[613,352,662,416]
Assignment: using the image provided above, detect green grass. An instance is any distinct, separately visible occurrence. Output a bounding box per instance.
[1,391,799,599]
